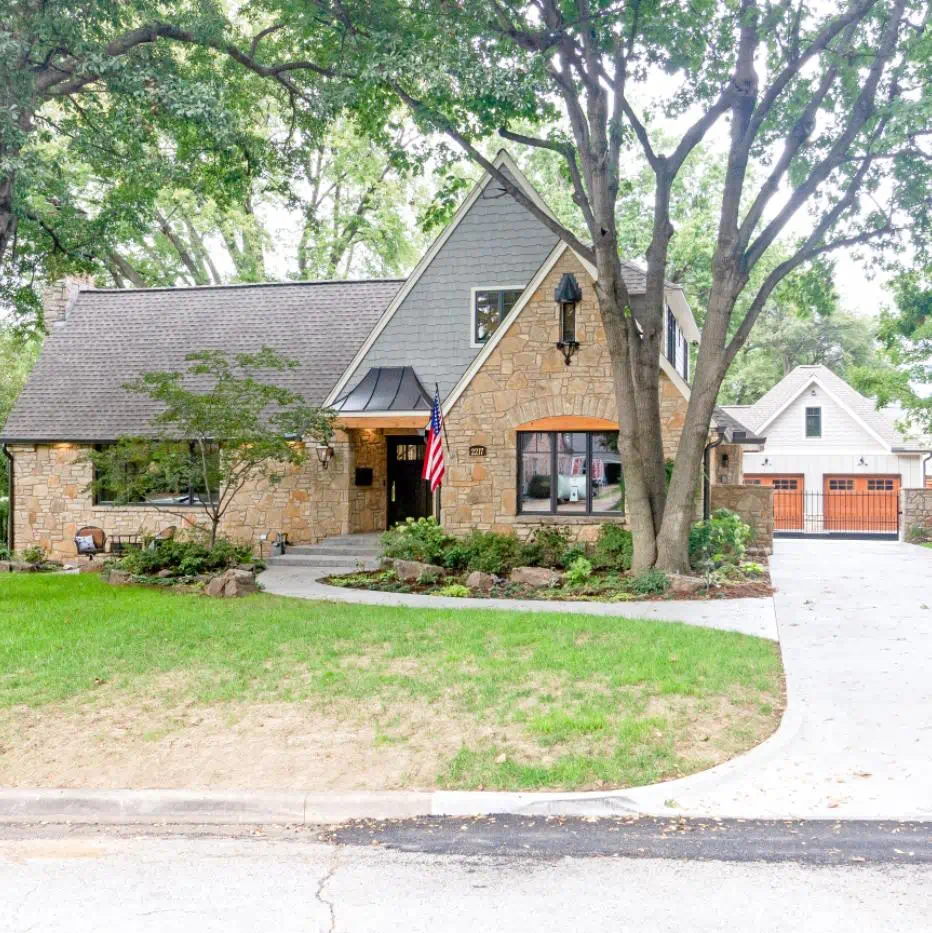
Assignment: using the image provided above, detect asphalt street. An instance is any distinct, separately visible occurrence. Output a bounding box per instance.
[1,820,930,932]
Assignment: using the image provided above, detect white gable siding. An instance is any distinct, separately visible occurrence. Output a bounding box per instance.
[763,383,885,450]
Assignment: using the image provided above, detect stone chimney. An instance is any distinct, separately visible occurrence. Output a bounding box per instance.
[41,274,95,332]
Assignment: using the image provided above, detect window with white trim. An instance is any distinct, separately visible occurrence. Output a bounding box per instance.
[473,288,523,344]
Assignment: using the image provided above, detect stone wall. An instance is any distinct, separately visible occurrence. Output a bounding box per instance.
[710,484,774,556]
[9,432,365,560]
[440,249,690,541]
[901,488,932,541]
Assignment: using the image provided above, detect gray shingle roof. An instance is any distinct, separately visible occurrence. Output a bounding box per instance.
[712,406,765,444]
[2,279,403,442]
[721,364,925,451]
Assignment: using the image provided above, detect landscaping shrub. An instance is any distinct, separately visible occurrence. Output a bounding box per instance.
[520,526,574,568]
[591,525,633,571]
[438,583,471,598]
[117,537,256,578]
[461,529,522,575]
[0,543,11,561]
[564,555,593,586]
[626,568,669,596]
[21,544,46,566]
[380,517,453,565]
[688,508,751,573]
[0,498,8,548]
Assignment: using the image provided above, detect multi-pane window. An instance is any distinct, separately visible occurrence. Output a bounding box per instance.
[828,478,854,491]
[394,443,424,462]
[474,288,523,344]
[867,478,895,491]
[517,431,623,515]
[805,406,822,438]
[772,478,799,490]
[93,442,220,505]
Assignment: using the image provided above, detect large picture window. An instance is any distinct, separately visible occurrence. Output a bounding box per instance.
[93,441,220,506]
[518,431,623,515]
[473,288,523,344]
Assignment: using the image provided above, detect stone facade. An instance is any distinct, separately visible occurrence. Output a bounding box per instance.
[711,443,744,486]
[901,488,932,541]
[710,484,774,555]
[9,431,371,560]
[439,250,690,542]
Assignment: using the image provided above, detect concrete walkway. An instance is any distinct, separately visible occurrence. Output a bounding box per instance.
[259,564,778,640]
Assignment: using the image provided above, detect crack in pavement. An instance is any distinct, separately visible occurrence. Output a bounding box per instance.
[314,854,340,933]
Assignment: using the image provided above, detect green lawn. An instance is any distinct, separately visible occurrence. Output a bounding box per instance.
[0,574,783,791]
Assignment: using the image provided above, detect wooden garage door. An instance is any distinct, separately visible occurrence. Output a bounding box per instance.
[824,475,900,533]
[744,474,804,531]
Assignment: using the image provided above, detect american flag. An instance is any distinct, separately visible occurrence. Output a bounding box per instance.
[422,389,446,492]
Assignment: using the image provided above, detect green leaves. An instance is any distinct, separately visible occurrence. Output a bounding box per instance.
[89,346,335,542]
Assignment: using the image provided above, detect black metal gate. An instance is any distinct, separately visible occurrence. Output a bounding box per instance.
[773,489,900,540]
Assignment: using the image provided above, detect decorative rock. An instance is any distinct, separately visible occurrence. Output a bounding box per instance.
[156,569,175,578]
[10,561,35,573]
[205,567,258,598]
[465,571,495,593]
[222,568,258,597]
[0,561,11,573]
[667,573,706,596]
[392,559,445,583]
[509,566,562,587]
[108,569,132,586]
[205,575,227,598]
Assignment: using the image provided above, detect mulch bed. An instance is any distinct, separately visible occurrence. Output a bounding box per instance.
[324,568,774,602]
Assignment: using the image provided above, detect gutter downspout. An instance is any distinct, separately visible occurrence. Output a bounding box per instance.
[703,431,726,521]
[2,445,13,552]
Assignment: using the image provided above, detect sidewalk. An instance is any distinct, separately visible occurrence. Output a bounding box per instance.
[259,564,779,640]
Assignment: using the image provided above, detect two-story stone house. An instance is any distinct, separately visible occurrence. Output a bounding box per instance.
[2,152,708,560]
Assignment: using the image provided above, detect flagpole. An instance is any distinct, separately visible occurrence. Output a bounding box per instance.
[434,383,450,523]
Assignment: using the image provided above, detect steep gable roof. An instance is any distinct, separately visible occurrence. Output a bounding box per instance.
[2,279,402,442]
[723,364,924,451]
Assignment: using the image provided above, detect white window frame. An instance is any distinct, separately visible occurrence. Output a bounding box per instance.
[470,285,527,349]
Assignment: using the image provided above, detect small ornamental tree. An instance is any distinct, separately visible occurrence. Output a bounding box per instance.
[87,348,334,547]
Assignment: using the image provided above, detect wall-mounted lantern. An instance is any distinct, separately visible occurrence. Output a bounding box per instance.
[554,272,582,365]
[315,442,335,469]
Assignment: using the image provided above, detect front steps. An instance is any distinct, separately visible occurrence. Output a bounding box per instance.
[263,532,383,573]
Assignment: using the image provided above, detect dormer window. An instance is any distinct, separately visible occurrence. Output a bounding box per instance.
[473,288,523,345]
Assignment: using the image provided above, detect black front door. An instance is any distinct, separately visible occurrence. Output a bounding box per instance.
[386,436,433,527]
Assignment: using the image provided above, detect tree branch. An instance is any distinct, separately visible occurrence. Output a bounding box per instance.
[390,82,595,264]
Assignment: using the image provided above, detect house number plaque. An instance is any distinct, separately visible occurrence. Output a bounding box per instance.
[469,445,487,457]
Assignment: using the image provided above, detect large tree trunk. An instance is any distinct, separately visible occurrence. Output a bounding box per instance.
[0,178,16,267]
[655,288,735,572]
[596,274,668,571]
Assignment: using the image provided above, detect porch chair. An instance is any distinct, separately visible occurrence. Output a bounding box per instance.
[74,526,106,560]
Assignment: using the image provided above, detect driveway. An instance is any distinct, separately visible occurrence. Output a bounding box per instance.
[624,538,932,819]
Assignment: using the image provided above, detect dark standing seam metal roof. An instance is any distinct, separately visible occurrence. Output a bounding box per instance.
[332,366,433,412]
[1,279,404,442]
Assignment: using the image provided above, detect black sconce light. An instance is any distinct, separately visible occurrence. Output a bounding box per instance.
[857,456,868,467]
[554,272,582,365]
[315,441,335,469]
